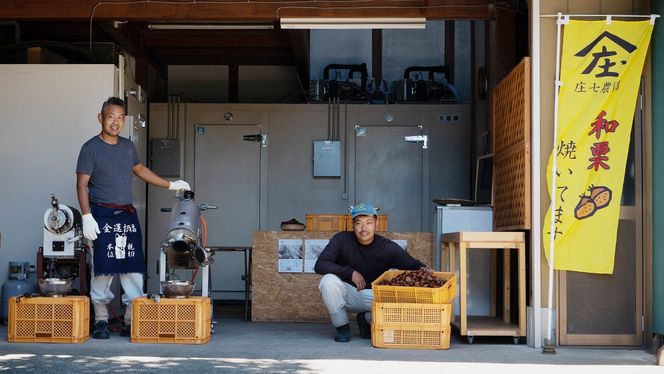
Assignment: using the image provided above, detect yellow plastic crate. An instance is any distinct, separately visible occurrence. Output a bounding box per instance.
[372,302,451,350]
[8,296,89,343]
[372,270,456,304]
[305,214,347,231]
[131,296,211,344]
[306,214,389,231]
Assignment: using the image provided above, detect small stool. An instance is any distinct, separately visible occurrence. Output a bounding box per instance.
[441,231,526,344]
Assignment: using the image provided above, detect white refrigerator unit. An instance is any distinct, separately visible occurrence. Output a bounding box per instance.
[432,205,492,316]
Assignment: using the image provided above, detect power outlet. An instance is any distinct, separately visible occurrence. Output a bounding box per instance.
[437,113,461,123]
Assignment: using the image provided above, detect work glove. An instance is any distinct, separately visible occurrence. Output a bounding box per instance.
[168,180,191,191]
[82,213,100,241]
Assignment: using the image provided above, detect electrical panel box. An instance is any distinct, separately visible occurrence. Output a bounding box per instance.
[313,140,341,177]
[151,139,180,177]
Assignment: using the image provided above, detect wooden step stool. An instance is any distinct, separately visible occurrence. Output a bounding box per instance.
[441,231,526,344]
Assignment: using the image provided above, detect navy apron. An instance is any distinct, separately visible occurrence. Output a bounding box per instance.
[90,203,145,275]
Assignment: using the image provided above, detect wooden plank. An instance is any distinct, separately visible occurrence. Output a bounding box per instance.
[442,231,525,242]
[490,249,496,317]
[444,20,455,84]
[503,248,510,324]
[449,241,456,324]
[229,64,239,103]
[440,242,449,271]
[372,30,382,84]
[451,316,520,336]
[518,242,526,336]
[151,49,295,66]
[288,30,310,95]
[141,31,291,48]
[459,240,468,335]
[460,232,525,241]
[26,47,45,63]
[2,0,493,20]
[464,241,523,249]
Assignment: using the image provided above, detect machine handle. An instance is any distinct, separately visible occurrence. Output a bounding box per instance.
[68,235,82,243]
[160,208,172,212]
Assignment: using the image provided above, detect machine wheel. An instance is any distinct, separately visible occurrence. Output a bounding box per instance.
[467,335,474,344]
[513,336,520,345]
[210,322,216,335]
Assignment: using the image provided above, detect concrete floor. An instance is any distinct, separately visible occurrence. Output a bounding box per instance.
[0,307,659,373]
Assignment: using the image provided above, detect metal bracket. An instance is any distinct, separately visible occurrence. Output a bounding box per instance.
[243,133,267,147]
[404,134,428,149]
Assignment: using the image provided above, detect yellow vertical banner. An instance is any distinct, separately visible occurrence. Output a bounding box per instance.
[543,20,653,274]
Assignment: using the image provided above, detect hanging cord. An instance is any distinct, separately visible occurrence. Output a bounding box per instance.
[201,215,208,248]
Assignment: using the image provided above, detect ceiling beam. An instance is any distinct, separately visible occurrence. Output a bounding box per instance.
[1,0,493,21]
[98,21,145,59]
[288,30,310,97]
[141,31,291,49]
[151,48,295,66]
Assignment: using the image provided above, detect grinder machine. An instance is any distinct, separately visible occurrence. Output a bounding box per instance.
[37,194,88,295]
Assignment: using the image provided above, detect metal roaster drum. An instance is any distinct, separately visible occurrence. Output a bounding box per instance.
[166,191,201,252]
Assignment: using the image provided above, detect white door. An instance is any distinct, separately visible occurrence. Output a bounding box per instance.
[354,124,424,231]
[194,124,262,300]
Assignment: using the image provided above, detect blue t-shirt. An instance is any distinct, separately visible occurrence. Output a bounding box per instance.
[76,135,140,205]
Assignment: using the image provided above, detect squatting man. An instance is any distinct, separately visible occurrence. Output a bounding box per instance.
[314,203,429,342]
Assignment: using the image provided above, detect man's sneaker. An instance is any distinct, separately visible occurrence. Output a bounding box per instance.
[92,320,110,339]
[334,324,351,342]
[356,312,371,339]
[120,323,131,337]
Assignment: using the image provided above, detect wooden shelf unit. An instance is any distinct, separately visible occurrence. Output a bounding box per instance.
[441,231,526,344]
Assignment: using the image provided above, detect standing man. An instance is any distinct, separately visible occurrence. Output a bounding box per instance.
[76,97,190,339]
[314,203,428,342]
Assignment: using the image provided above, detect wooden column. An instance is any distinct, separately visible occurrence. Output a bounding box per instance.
[229,64,239,103]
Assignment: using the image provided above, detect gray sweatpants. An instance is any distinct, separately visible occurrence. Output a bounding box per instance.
[319,273,373,327]
[90,272,143,324]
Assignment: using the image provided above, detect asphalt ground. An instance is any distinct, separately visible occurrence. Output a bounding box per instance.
[0,308,659,373]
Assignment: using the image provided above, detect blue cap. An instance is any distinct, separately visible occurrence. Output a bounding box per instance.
[350,203,378,219]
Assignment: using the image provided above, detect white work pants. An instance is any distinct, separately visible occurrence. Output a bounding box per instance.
[90,263,143,324]
[319,273,373,327]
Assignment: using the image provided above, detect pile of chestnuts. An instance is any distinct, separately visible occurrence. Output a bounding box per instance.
[377,269,446,288]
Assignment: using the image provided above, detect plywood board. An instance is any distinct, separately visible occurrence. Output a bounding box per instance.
[252,231,432,321]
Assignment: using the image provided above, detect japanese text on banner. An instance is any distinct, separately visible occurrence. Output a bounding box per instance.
[543,19,653,274]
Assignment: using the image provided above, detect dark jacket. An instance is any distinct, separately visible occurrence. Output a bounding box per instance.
[314,231,425,288]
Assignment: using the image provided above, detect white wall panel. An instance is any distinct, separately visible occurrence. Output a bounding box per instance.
[0,65,116,284]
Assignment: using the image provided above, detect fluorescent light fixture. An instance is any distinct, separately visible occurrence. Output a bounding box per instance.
[148,23,274,30]
[280,17,426,29]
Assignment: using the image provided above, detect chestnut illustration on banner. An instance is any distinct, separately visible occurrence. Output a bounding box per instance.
[573,185,612,220]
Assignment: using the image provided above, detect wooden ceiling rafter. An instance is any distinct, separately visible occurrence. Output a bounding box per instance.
[287,29,310,98]
[3,0,494,99]
[1,0,493,21]
[140,30,291,49]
